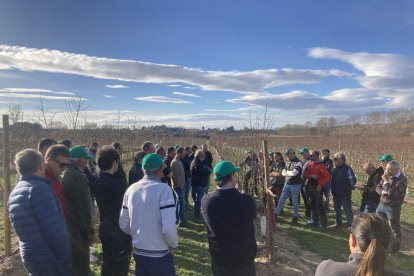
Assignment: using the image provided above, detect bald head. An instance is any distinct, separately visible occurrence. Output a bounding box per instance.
[363,162,376,176]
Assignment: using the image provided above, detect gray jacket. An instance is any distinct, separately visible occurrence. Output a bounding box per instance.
[171,157,186,189]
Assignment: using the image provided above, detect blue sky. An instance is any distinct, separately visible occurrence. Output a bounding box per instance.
[0,0,414,128]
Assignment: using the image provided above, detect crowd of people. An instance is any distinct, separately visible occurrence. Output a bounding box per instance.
[6,137,409,276]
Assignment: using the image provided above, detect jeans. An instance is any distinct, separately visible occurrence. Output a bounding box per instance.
[192,185,206,219]
[376,202,402,251]
[185,178,192,208]
[212,262,256,276]
[363,201,378,214]
[23,259,70,276]
[275,184,301,218]
[174,187,187,223]
[133,253,176,276]
[333,195,354,227]
[307,186,327,227]
[322,181,331,211]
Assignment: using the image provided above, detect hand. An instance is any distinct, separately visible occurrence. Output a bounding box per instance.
[382,171,389,182]
[382,190,389,196]
[311,174,318,179]
[169,247,177,255]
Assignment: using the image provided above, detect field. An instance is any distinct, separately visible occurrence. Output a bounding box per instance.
[1,133,413,275]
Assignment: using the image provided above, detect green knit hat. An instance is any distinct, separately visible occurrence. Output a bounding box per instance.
[142,153,164,171]
[214,161,241,180]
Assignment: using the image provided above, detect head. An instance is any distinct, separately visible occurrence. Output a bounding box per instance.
[363,163,376,176]
[58,139,73,149]
[195,149,204,161]
[214,161,241,188]
[15,149,45,178]
[185,146,192,156]
[298,147,310,160]
[70,146,94,170]
[112,142,122,155]
[89,142,99,152]
[133,151,147,165]
[167,147,176,158]
[201,144,208,152]
[97,146,120,174]
[191,145,198,153]
[274,152,284,163]
[155,146,166,158]
[379,154,394,169]
[141,141,155,154]
[285,148,296,160]
[333,152,346,167]
[349,214,392,276]
[142,153,165,179]
[309,150,320,162]
[322,148,331,160]
[176,147,185,159]
[38,138,57,156]
[45,145,71,175]
[385,160,400,177]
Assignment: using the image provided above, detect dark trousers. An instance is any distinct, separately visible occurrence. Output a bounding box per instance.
[133,253,176,276]
[212,262,256,276]
[376,202,402,251]
[307,186,327,227]
[101,240,131,276]
[192,185,206,219]
[23,258,70,276]
[69,232,90,276]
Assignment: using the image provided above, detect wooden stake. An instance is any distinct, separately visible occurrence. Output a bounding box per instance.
[3,115,11,256]
[262,140,275,260]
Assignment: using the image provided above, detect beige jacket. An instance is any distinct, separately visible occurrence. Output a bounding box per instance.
[171,157,186,189]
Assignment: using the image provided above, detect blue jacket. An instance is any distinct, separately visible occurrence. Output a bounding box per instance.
[331,164,357,197]
[8,175,71,264]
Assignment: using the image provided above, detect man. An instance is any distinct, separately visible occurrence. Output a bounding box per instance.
[379,154,394,169]
[58,139,74,149]
[93,146,131,275]
[182,147,192,210]
[38,137,57,156]
[330,152,357,228]
[141,141,155,154]
[44,145,71,219]
[298,147,311,217]
[376,160,407,252]
[155,146,167,159]
[357,163,383,213]
[171,147,188,225]
[119,153,178,276]
[274,148,303,224]
[321,148,333,211]
[62,146,95,276]
[241,151,260,195]
[8,149,70,276]
[304,150,330,229]
[128,151,146,185]
[112,142,127,182]
[202,143,213,192]
[202,161,257,276]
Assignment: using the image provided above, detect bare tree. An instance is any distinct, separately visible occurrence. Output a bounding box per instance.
[64,95,89,130]
[8,104,24,124]
[32,93,56,128]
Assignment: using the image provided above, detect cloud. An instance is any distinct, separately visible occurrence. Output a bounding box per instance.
[0,45,352,94]
[168,84,181,87]
[172,92,201,98]
[0,87,82,101]
[0,93,86,101]
[134,96,193,104]
[204,109,238,112]
[0,88,76,95]
[102,95,115,99]
[105,84,129,89]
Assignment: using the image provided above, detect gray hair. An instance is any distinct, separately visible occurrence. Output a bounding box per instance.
[15,149,43,176]
[195,149,204,159]
[334,151,346,162]
[387,160,400,171]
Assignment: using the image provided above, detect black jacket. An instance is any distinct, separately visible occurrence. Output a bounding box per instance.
[128,163,144,186]
[191,158,210,187]
[204,150,213,169]
[362,167,383,204]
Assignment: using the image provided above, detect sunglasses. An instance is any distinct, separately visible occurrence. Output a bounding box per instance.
[333,158,340,161]
[52,158,70,168]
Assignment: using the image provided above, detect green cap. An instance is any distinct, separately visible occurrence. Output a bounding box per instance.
[142,153,164,171]
[70,146,94,159]
[379,154,394,161]
[214,161,241,180]
[298,147,309,154]
[269,151,275,156]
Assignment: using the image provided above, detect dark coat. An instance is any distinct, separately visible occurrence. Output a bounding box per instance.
[191,158,210,187]
[128,162,144,185]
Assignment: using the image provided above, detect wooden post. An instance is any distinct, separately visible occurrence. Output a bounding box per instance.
[262,140,275,260]
[3,115,11,256]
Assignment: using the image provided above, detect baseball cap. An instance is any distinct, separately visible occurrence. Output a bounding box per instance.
[285,148,295,155]
[214,161,241,180]
[298,147,309,154]
[379,154,394,162]
[142,153,164,171]
[269,151,275,156]
[70,146,94,160]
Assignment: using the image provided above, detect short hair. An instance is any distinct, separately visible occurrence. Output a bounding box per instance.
[38,138,57,151]
[141,141,154,152]
[58,139,73,149]
[387,160,400,171]
[97,146,120,171]
[310,150,320,157]
[176,147,185,154]
[322,148,330,154]
[15,149,43,176]
[334,152,346,162]
[195,149,203,159]
[112,142,121,150]
[185,146,191,151]
[144,166,163,176]
[155,146,165,155]
[133,151,147,163]
[45,144,70,159]
[216,173,234,187]
[90,142,99,148]
[192,145,198,151]
[167,147,175,154]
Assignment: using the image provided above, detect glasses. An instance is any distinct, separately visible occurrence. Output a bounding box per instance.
[52,158,70,168]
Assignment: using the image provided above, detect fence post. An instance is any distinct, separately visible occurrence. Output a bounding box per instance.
[262,140,275,260]
[3,115,11,256]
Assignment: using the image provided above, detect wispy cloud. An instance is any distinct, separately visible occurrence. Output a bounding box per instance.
[134,96,193,104]
[168,84,181,87]
[0,87,82,101]
[0,88,76,95]
[172,92,201,98]
[204,109,238,112]
[0,45,352,94]
[0,93,86,101]
[105,84,129,89]
[102,95,115,99]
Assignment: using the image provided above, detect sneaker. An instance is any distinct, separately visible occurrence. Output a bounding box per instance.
[328,224,342,229]
[290,217,298,225]
[306,221,319,227]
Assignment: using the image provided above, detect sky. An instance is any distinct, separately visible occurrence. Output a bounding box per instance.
[0,0,414,129]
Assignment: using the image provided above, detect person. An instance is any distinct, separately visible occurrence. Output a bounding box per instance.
[189,145,198,163]
[376,160,407,252]
[88,142,99,174]
[191,149,211,221]
[330,152,356,228]
[59,139,74,149]
[171,147,188,226]
[298,147,311,218]
[304,150,330,229]
[162,147,175,185]
[240,151,260,195]
[112,142,127,182]
[202,161,257,276]
[202,143,213,193]
[38,137,57,156]
[268,152,285,210]
[62,146,95,276]
[141,141,155,154]
[155,146,167,159]
[93,146,131,276]
[128,151,146,185]
[274,148,303,224]
[44,144,71,219]
[119,153,178,276]
[379,154,394,169]
[315,213,408,276]
[357,163,383,213]
[8,149,71,276]
[321,148,333,211]
[182,146,192,210]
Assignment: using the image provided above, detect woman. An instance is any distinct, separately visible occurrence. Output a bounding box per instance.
[191,149,211,221]
[128,150,146,185]
[315,213,408,276]
[268,152,286,210]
